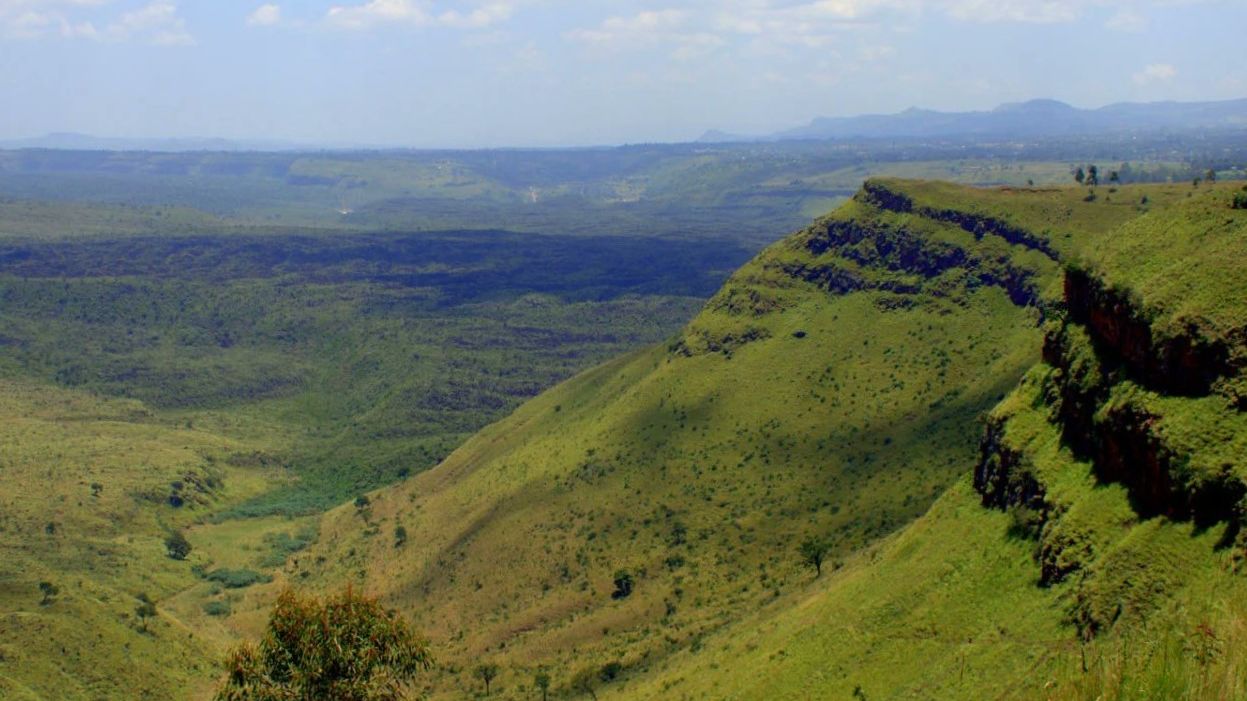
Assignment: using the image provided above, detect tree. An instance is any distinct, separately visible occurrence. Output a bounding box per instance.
[1087,165,1099,187]
[135,593,158,632]
[611,570,634,599]
[165,530,192,561]
[1109,170,1120,184]
[215,587,432,701]
[394,525,408,549]
[799,536,829,577]
[38,581,58,606]
[1074,166,1085,185]
[475,663,499,696]
[1207,168,1218,183]
[570,667,599,701]
[534,671,551,701]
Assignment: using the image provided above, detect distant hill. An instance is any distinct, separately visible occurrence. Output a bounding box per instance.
[701,97,1247,142]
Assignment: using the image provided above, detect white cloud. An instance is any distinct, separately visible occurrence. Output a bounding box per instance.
[1133,62,1177,85]
[106,1,192,44]
[325,0,515,30]
[247,3,280,27]
[565,9,728,61]
[1105,8,1146,32]
[0,0,193,44]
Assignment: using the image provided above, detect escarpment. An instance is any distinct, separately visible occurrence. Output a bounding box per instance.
[974,190,1247,627]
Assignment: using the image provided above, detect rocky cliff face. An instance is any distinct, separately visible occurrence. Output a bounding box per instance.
[976,251,1247,625]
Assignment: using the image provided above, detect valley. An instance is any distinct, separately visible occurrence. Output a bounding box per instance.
[2,143,1246,700]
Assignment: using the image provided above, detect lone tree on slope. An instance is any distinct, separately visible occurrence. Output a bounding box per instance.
[215,587,431,701]
[38,581,58,606]
[800,536,830,577]
[534,671,552,701]
[475,663,499,696]
[1074,166,1085,185]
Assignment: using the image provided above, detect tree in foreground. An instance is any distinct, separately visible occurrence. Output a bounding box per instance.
[215,587,432,701]
[799,536,829,577]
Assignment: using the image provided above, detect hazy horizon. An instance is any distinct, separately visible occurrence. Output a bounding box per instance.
[2,0,1244,148]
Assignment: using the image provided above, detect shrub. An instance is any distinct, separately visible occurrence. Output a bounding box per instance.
[203,600,232,617]
[1232,192,1247,210]
[611,570,634,599]
[203,568,272,589]
[165,531,192,561]
[214,587,431,701]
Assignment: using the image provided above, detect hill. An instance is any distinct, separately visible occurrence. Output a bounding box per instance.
[701,98,1247,143]
[294,178,1226,698]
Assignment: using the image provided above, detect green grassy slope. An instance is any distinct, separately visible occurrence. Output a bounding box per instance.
[299,179,1204,698]
[0,378,293,700]
[610,182,1247,699]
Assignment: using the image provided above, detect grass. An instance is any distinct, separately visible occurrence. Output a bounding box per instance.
[289,178,1182,699]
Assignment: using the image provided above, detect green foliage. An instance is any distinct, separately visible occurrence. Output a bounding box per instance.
[393,525,407,549]
[202,568,272,589]
[610,570,634,600]
[134,593,158,632]
[799,536,830,576]
[164,530,192,561]
[214,587,432,701]
[474,663,499,695]
[37,581,58,606]
[203,600,232,617]
[534,670,552,701]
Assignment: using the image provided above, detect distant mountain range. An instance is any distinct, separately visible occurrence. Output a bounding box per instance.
[701,97,1247,143]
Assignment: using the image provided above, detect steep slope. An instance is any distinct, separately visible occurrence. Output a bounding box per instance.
[612,185,1247,699]
[297,179,1197,698]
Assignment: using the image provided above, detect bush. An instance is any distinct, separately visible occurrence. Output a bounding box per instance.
[611,570,634,599]
[165,531,192,561]
[203,568,272,589]
[203,600,232,617]
[1232,192,1247,210]
[215,587,431,701]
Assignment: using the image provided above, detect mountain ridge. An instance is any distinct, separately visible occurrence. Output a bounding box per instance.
[700,97,1247,143]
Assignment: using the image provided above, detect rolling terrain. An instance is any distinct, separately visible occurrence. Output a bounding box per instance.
[3,147,1246,700]
[292,178,1243,699]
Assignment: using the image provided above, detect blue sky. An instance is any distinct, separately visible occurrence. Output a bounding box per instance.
[0,0,1242,147]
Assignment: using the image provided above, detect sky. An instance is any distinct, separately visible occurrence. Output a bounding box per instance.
[0,0,1243,147]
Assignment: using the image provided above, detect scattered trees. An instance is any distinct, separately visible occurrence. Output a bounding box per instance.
[165,530,192,561]
[215,587,431,701]
[799,536,830,577]
[475,663,499,696]
[38,581,58,606]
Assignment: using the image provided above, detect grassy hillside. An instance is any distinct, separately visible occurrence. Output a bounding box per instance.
[606,182,1247,699]
[296,179,1213,699]
[0,378,294,700]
